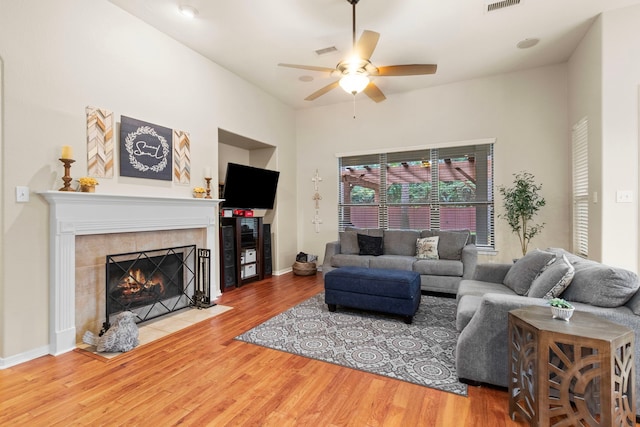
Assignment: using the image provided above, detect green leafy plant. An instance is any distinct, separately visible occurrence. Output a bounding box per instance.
[498,171,546,257]
[548,298,573,309]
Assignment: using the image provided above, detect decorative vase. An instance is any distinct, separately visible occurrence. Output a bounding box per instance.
[551,306,574,321]
[193,192,204,199]
[80,185,95,193]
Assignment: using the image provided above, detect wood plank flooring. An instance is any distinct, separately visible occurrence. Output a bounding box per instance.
[0,272,610,426]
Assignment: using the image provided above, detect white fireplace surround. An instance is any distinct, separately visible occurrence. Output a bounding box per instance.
[40,191,222,356]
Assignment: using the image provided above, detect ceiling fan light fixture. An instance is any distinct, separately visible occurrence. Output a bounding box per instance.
[339,73,369,95]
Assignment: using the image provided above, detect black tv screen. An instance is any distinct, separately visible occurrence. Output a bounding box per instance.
[222,163,280,209]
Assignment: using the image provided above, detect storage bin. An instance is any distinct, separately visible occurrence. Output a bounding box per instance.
[292,261,317,276]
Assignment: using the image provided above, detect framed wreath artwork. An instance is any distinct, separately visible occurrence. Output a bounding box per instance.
[119,116,173,181]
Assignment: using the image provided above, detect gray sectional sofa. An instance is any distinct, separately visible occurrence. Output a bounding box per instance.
[455,248,640,417]
[322,227,477,295]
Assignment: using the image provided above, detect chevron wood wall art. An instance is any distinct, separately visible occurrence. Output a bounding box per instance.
[86,106,114,178]
[173,130,191,184]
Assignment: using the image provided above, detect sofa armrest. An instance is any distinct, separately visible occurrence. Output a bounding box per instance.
[461,244,478,279]
[471,263,513,284]
[322,241,341,273]
[455,293,547,386]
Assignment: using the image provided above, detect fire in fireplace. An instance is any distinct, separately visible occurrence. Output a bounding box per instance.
[104,245,196,332]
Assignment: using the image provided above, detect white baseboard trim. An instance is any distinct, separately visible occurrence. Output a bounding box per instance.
[0,345,50,369]
[274,267,293,276]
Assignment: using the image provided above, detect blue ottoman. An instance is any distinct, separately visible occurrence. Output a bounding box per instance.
[324,267,421,324]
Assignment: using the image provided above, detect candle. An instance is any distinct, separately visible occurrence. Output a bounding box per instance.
[204,167,212,178]
[61,145,73,160]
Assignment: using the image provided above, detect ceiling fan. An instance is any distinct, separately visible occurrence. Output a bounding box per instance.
[278,0,437,103]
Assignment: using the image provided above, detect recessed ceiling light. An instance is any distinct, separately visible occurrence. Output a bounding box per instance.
[178,5,198,19]
[516,38,539,49]
[299,76,314,82]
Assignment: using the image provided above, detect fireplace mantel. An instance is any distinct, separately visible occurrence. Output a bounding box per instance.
[39,191,222,355]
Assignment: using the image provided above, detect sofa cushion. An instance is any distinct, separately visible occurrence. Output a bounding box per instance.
[561,264,639,308]
[457,279,518,299]
[339,231,359,255]
[413,259,463,276]
[330,254,371,268]
[383,229,420,256]
[503,249,556,295]
[357,233,384,256]
[528,254,575,298]
[370,255,416,271]
[422,230,471,260]
[416,236,439,259]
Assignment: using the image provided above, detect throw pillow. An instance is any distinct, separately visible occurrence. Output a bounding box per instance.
[416,236,439,260]
[561,264,640,308]
[528,254,575,298]
[339,230,359,255]
[357,233,384,256]
[503,249,556,295]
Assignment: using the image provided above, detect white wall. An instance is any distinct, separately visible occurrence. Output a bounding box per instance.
[218,144,251,182]
[296,65,571,264]
[568,5,640,272]
[601,6,640,270]
[0,0,296,361]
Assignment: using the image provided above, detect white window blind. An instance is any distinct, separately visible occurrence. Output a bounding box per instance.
[338,143,495,248]
[572,117,589,258]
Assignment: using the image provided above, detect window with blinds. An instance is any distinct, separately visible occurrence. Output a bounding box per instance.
[572,118,589,258]
[338,143,495,248]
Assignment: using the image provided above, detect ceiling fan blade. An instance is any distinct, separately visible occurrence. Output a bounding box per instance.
[364,82,386,103]
[356,30,380,61]
[278,63,336,74]
[305,81,340,101]
[375,64,437,76]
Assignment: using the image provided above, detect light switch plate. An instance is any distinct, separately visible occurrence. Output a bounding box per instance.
[616,190,632,203]
[16,186,30,202]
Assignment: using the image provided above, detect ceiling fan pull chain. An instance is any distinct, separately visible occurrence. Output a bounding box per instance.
[353,95,357,119]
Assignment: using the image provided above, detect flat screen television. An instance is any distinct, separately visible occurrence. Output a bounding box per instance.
[221,163,280,209]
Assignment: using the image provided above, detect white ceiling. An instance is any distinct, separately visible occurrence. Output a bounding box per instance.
[109,0,640,109]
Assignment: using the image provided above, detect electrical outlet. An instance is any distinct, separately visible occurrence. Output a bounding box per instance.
[16,186,30,202]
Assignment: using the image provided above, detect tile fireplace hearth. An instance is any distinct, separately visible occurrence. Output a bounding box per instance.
[40,191,221,356]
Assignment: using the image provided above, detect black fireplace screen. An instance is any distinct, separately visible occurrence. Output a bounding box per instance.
[104,245,197,331]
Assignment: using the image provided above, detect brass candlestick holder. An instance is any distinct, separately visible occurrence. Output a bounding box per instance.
[204,177,212,199]
[58,158,76,192]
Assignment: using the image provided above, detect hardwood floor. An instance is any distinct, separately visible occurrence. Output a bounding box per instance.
[0,273,556,426]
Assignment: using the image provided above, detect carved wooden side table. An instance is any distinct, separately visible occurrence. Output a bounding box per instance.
[508,306,635,427]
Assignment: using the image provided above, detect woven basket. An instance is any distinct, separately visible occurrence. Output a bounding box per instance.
[292,261,317,276]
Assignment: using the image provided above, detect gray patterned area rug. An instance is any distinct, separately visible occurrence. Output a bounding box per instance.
[235,293,467,396]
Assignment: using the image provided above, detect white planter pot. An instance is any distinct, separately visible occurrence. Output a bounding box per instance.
[551,306,575,321]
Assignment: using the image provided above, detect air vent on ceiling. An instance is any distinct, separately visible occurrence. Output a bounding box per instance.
[315,46,338,56]
[485,0,521,13]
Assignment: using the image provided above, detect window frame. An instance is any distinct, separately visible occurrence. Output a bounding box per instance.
[337,142,495,249]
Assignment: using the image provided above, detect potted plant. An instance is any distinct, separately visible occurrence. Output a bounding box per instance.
[78,177,99,193]
[193,186,206,198]
[498,171,546,257]
[548,298,575,321]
